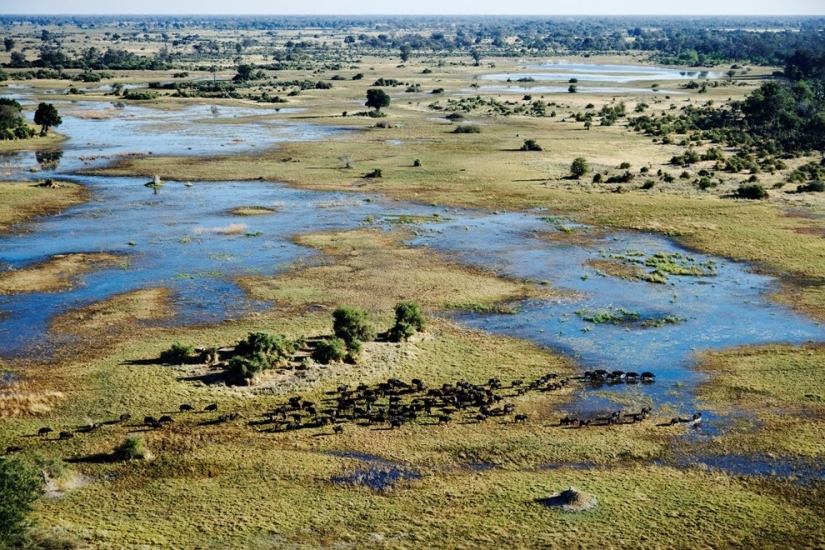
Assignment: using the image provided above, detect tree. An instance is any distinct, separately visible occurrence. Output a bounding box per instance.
[0,457,43,549]
[3,38,14,52]
[399,44,412,62]
[470,48,482,66]
[570,157,589,179]
[389,302,426,342]
[365,88,390,112]
[33,103,61,136]
[332,306,375,348]
[0,98,34,140]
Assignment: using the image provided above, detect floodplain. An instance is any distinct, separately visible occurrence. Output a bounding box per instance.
[0,15,824,549]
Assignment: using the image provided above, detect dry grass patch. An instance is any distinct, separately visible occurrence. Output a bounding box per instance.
[229,206,278,216]
[0,252,122,295]
[0,382,64,418]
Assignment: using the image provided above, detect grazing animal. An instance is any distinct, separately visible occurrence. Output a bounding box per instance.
[689,412,702,426]
[59,431,74,440]
[159,415,174,424]
[560,416,577,426]
[38,427,53,437]
[5,446,22,454]
[291,413,302,423]
[179,404,194,412]
[390,419,403,429]
[205,403,218,412]
[286,421,301,431]
[476,414,488,423]
[578,419,591,428]
[144,416,157,426]
[503,403,516,414]
[333,424,344,435]
[514,414,528,423]
[119,413,132,423]
[438,415,452,424]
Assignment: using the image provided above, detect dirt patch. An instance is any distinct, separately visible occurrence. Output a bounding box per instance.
[0,253,122,295]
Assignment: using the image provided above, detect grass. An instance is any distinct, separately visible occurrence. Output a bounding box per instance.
[0,252,122,295]
[695,343,825,458]
[0,181,89,234]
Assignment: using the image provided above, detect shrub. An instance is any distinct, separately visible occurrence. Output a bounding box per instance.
[332,306,375,348]
[592,173,603,183]
[445,113,463,120]
[797,181,825,193]
[619,162,631,169]
[123,90,158,100]
[388,302,426,342]
[160,342,194,364]
[736,183,768,199]
[113,437,146,461]
[0,457,43,549]
[520,139,542,151]
[570,157,589,179]
[453,125,480,133]
[312,337,347,364]
[413,159,421,167]
[228,352,271,380]
[235,332,293,358]
[641,180,655,189]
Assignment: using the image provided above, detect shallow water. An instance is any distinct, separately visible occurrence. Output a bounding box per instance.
[0,89,822,417]
[482,61,722,84]
[409,213,823,406]
[461,85,686,96]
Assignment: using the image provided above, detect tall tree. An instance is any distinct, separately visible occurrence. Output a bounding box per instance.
[365,89,390,112]
[33,102,62,136]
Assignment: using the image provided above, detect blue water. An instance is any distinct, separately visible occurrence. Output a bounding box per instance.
[482,61,722,83]
[410,213,823,403]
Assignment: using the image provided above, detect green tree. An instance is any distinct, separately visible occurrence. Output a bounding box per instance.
[570,157,589,179]
[470,48,482,65]
[33,102,61,136]
[389,302,426,342]
[365,88,390,112]
[0,98,34,140]
[399,44,412,62]
[3,38,14,52]
[0,457,43,549]
[332,306,375,348]
[312,337,347,364]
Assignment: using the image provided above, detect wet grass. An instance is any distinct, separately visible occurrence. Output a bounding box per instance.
[695,343,825,459]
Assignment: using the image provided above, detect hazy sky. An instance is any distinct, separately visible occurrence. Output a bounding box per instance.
[3,0,824,16]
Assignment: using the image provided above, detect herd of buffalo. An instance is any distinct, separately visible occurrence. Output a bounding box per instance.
[5,368,703,454]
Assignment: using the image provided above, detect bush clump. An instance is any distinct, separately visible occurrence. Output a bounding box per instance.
[388,302,426,342]
[453,125,481,133]
[333,306,375,349]
[797,180,825,193]
[159,342,195,364]
[520,139,542,151]
[570,157,589,179]
[736,183,768,199]
[113,437,146,461]
[312,337,348,364]
[0,457,43,549]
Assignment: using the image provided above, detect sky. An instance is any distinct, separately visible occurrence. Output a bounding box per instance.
[2,0,824,16]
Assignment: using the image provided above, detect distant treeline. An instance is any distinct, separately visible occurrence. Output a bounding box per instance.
[1,15,824,66]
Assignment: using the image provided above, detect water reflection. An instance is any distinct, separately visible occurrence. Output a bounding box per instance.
[35,150,63,171]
